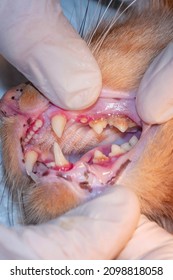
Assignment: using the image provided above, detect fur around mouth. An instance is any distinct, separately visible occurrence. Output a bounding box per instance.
[0,84,142,192]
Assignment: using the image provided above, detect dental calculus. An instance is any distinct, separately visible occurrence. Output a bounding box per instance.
[93,150,109,163]
[89,119,107,134]
[93,135,139,163]
[89,115,136,135]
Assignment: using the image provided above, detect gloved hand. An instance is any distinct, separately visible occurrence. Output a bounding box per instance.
[0,186,140,259]
[136,42,173,124]
[118,215,173,260]
[1,185,173,260]
[0,0,102,110]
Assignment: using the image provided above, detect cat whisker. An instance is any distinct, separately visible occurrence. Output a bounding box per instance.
[90,0,123,52]
[87,0,114,46]
[92,0,137,54]
[83,0,103,41]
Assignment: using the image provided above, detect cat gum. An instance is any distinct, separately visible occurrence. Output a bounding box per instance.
[0,84,143,193]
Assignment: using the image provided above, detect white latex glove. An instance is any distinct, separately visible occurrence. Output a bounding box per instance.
[118,215,173,260]
[0,186,140,260]
[136,42,173,124]
[0,0,102,110]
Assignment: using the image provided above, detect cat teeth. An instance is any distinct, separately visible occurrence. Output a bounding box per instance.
[33,119,43,131]
[107,116,136,133]
[93,150,108,163]
[24,131,34,142]
[25,150,38,175]
[129,135,138,147]
[53,142,69,166]
[46,162,56,168]
[51,115,67,138]
[109,144,126,157]
[89,119,107,135]
[113,123,128,133]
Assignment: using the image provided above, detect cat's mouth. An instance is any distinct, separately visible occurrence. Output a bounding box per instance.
[0,83,143,195]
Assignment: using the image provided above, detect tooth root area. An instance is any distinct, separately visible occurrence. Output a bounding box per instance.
[89,119,107,135]
[109,144,125,157]
[53,142,69,166]
[51,114,67,138]
[129,135,138,147]
[25,151,38,175]
[93,150,108,163]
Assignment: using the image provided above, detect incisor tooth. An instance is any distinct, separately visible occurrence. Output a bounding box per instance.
[51,115,67,138]
[89,119,107,135]
[33,119,43,131]
[25,150,38,175]
[53,142,69,166]
[109,144,125,157]
[93,150,108,163]
[129,135,138,147]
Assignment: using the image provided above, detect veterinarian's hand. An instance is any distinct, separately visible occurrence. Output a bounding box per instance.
[136,42,173,124]
[0,0,101,110]
[118,215,173,260]
[0,186,140,259]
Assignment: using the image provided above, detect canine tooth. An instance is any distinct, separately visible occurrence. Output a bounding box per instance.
[129,135,138,147]
[51,115,67,138]
[25,151,38,175]
[33,119,43,131]
[109,144,125,157]
[93,150,108,163]
[53,142,69,166]
[89,119,107,135]
[121,142,131,151]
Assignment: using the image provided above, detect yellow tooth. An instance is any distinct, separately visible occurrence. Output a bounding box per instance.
[109,144,125,157]
[89,119,107,135]
[53,142,69,166]
[114,123,128,133]
[51,115,67,138]
[129,135,138,147]
[93,150,108,163]
[121,142,131,151]
[25,150,38,175]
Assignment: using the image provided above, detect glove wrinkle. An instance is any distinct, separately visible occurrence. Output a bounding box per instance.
[0,187,140,259]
